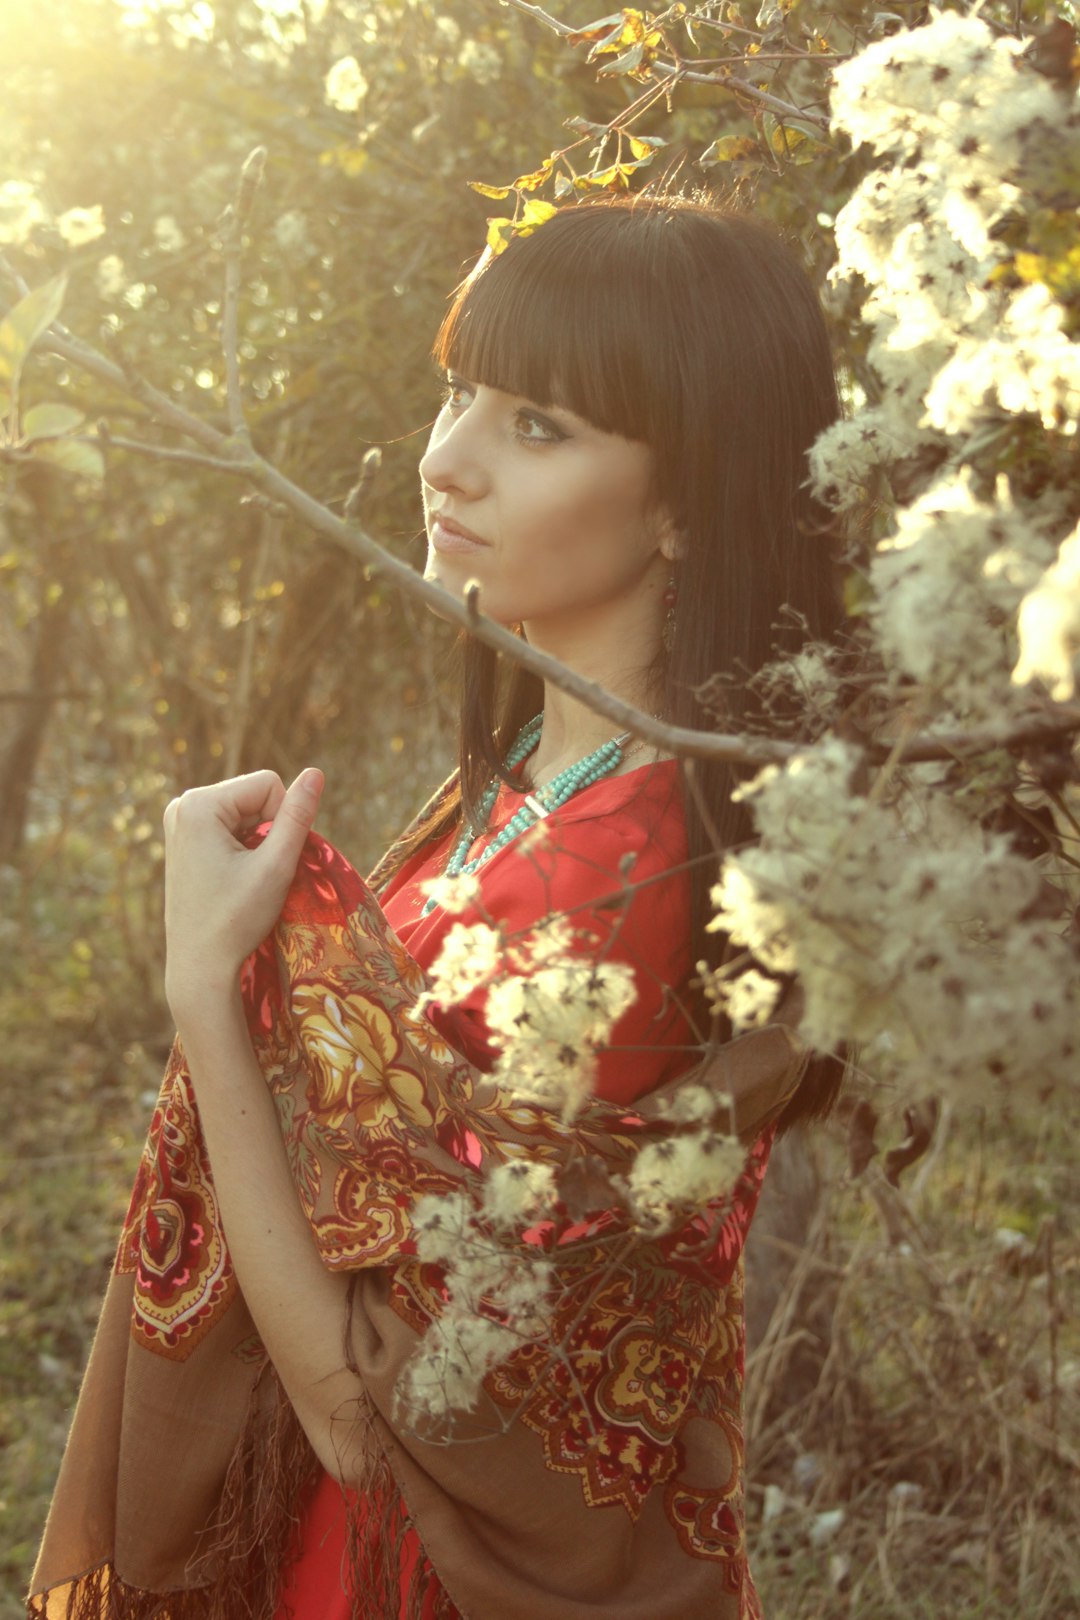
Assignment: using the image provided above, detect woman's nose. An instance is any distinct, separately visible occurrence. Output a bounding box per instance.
[418,404,487,499]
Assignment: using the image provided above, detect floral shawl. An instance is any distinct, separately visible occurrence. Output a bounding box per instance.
[27,826,805,1620]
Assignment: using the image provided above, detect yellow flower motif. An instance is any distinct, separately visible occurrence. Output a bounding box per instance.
[293,986,433,1130]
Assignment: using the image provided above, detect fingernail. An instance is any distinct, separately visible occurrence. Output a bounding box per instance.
[299,768,323,796]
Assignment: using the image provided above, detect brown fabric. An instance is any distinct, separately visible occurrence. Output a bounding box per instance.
[28,830,806,1620]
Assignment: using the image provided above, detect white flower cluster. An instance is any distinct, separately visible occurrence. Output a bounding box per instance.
[324,54,368,112]
[398,1188,553,1422]
[871,469,1054,715]
[709,741,1078,1101]
[486,953,636,1120]
[1013,520,1080,699]
[809,9,1080,733]
[424,914,637,1121]
[625,1132,746,1234]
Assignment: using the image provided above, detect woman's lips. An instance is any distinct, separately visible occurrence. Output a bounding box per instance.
[430,514,489,554]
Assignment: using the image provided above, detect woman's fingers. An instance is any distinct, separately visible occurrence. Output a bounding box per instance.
[165,769,286,835]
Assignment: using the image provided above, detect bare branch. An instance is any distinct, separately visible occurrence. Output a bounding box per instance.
[653,63,830,131]
[218,145,266,439]
[500,0,831,133]
[12,270,1077,773]
[79,433,247,474]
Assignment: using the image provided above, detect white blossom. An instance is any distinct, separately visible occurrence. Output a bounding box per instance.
[487,954,636,1119]
[96,254,127,300]
[1013,521,1080,698]
[424,921,502,1005]
[324,55,368,112]
[0,180,48,246]
[152,214,185,254]
[480,1159,558,1231]
[626,1133,746,1234]
[273,209,311,257]
[710,743,1078,1097]
[870,470,1054,713]
[419,871,482,916]
[57,204,106,247]
[457,39,501,84]
[923,284,1080,437]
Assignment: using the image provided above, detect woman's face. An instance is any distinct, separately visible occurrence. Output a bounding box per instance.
[419,374,672,634]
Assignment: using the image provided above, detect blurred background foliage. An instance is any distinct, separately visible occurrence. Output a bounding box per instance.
[1,1,1077,1614]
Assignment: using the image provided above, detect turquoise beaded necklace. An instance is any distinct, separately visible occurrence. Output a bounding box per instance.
[421,712,633,916]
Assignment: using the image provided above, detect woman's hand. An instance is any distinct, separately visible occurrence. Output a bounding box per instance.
[163,767,324,1024]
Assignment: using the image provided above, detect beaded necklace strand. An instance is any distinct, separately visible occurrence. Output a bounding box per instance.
[420,712,637,916]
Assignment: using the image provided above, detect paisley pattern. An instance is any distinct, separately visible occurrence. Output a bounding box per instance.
[114,829,774,1602]
[390,1131,770,1560]
[116,1054,236,1360]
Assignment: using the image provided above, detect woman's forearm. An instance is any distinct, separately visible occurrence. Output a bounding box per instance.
[176,987,366,1483]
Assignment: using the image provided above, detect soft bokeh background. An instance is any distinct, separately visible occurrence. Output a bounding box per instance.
[1,3,1076,1616]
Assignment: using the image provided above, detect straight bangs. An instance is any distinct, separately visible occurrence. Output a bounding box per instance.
[433,203,686,449]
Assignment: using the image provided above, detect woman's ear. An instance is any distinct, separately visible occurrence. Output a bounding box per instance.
[656,511,687,564]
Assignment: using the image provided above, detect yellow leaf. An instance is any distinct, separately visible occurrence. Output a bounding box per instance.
[628,134,665,160]
[486,217,515,254]
[512,157,554,193]
[700,135,759,165]
[469,180,513,200]
[520,198,557,229]
[1014,251,1046,285]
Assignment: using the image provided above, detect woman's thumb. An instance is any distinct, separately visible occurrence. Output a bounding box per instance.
[264,767,324,866]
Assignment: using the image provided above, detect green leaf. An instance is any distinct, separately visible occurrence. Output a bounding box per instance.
[597,42,644,76]
[22,402,86,442]
[567,13,625,49]
[700,135,759,166]
[564,116,610,137]
[30,437,104,483]
[0,273,68,400]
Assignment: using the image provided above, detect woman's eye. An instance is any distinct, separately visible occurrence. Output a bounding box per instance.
[514,409,566,446]
[441,377,472,412]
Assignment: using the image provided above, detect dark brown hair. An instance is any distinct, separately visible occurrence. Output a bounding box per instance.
[408,194,845,1128]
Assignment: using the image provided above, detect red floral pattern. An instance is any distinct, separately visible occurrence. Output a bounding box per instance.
[116,830,773,1603]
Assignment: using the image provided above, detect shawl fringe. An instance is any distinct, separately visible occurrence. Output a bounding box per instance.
[27,1366,322,1620]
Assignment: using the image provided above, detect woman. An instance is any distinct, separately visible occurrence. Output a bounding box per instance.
[28,195,842,1620]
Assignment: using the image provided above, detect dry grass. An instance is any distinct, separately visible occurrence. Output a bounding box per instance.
[747,1104,1080,1619]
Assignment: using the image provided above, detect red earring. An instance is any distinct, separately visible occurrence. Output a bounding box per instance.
[662,573,677,655]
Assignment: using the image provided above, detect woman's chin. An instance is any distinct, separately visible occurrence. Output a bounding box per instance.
[422,557,510,627]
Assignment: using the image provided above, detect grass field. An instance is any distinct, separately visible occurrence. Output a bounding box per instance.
[2,869,1077,1619]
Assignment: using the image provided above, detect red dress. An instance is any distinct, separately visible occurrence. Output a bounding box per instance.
[275,761,692,1618]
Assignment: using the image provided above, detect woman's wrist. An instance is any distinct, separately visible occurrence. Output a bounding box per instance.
[166,964,245,1045]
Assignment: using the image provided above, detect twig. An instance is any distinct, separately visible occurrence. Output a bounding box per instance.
[500,0,831,132]
[219,146,265,440]
[77,433,245,474]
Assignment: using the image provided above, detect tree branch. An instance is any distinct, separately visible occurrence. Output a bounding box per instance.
[87,432,248,474]
[219,145,266,440]
[34,319,1080,770]
[499,0,831,133]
